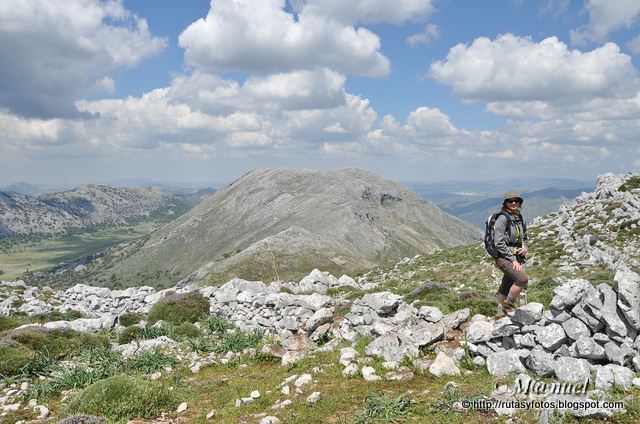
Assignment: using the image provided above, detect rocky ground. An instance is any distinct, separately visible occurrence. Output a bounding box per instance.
[1,172,639,423]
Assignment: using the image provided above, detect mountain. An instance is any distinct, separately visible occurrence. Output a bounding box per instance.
[441,186,593,228]
[0,181,43,196]
[404,178,594,229]
[59,168,481,288]
[0,185,190,237]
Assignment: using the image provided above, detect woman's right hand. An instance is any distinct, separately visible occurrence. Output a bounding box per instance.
[512,261,523,272]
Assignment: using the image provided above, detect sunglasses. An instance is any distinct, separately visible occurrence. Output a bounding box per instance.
[506,199,522,204]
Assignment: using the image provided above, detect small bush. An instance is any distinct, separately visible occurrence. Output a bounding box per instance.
[148,291,209,325]
[216,329,263,354]
[0,342,36,376]
[32,309,84,324]
[117,323,177,345]
[201,315,233,334]
[174,322,201,339]
[117,326,140,345]
[12,328,109,360]
[354,392,412,423]
[118,312,144,328]
[0,315,26,332]
[126,348,179,373]
[64,374,177,421]
[58,414,107,424]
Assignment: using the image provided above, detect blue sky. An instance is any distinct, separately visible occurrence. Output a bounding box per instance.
[1,0,639,186]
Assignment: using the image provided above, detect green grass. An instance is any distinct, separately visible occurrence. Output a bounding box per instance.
[0,221,159,280]
[619,176,640,192]
[9,328,109,360]
[0,341,36,377]
[64,374,178,422]
[117,312,144,327]
[148,291,210,325]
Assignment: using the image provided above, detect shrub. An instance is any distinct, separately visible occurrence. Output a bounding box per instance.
[58,414,107,424]
[117,326,140,345]
[117,322,177,345]
[201,315,233,334]
[354,392,412,423]
[12,328,109,360]
[148,291,209,325]
[126,348,179,373]
[0,315,26,332]
[0,342,36,376]
[174,322,201,339]
[118,312,144,328]
[64,374,177,421]
[32,309,84,324]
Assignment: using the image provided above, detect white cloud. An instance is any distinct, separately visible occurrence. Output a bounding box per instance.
[407,23,439,46]
[629,35,640,54]
[571,0,640,45]
[178,0,389,76]
[540,0,570,17]
[430,34,640,121]
[292,0,434,24]
[0,0,166,119]
[92,77,116,94]
[431,34,636,102]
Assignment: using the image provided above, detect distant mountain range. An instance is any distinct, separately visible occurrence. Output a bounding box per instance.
[0,185,191,237]
[0,182,44,196]
[405,178,594,228]
[59,168,481,288]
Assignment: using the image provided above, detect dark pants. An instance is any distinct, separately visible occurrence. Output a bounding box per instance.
[496,257,528,297]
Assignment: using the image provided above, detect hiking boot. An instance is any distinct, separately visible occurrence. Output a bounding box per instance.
[503,301,516,314]
[495,310,506,319]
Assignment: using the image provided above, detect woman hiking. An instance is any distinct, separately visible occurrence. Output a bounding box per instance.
[494,191,528,319]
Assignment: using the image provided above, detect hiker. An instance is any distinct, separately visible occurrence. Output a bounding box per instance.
[492,191,528,319]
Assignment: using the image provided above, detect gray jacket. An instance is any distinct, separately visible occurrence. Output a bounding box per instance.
[493,212,527,262]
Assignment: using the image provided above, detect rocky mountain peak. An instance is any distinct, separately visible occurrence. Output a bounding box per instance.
[532,172,640,272]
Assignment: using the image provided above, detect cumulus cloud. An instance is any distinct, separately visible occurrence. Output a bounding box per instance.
[407,24,439,46]
[178,0,389,76]
[0,0,166,119]
[0,66,376,160]
[571,0,640,45]
[430,34,640,120]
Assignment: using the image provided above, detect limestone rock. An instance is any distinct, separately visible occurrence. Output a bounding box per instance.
[535,323,567,351]
[525,346,555,377]
[615,268,640,330]
[465,321,493,344]
[428,352,460,377]
[486,350,525,376]
[562,317,591,341]
[595,364,635,391]
[512,302,544,325]
[550,279,594,310]
[553,357,590,384]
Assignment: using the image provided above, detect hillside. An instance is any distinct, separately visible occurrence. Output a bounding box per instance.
[0,185,190,237]
[45,168,481,288]
[1,173,639,423]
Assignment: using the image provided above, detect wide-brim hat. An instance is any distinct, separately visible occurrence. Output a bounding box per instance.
[503,190,523,205]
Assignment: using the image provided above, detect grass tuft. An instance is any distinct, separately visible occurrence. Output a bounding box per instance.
[64,374,178,421]
[148,291,210,325]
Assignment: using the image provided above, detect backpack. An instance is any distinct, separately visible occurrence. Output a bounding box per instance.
[484,211,527,259]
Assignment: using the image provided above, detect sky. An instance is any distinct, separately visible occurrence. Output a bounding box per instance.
[1,0,639,187]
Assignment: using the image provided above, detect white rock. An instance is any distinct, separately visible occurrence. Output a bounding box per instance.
[294,373,312,387]
[306,391,321,403]
[250,390,261,399]
[342,363,359,377]
[361,366,382,382]
[176,402,188,413]
[428,352,460,377]
[206,409,217,419]
[259,417,281,424]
